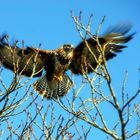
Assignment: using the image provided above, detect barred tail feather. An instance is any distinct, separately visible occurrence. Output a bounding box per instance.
[33,73,73,99]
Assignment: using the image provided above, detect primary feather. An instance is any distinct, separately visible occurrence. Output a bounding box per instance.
[70,23,135,74]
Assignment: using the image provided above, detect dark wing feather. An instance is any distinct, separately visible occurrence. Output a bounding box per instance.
[70,24,135,74]
[0,37,52,77]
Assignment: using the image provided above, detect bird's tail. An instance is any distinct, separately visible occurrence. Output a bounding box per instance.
[33,73,73,99]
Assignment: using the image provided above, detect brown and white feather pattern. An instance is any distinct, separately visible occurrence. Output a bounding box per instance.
[33,73,73,99]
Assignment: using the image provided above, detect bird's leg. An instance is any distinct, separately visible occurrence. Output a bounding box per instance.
[54,75,63,81]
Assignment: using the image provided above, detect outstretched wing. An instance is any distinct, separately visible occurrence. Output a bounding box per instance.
[70,24,135,74]
[33,73,73,99]
[0,35,52,77]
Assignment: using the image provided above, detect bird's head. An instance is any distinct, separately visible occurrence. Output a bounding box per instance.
[56,44,74,64]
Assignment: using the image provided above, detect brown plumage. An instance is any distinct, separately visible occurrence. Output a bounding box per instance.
[0,24,135,99]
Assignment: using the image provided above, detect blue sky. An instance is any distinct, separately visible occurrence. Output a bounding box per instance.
[0,0,139,139]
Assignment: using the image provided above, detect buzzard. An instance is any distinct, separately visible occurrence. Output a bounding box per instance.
[0,24,134,99]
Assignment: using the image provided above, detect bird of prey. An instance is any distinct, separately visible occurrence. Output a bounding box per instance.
[0,24,134,99]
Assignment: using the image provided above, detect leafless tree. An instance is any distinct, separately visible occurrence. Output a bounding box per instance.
[0,12,139,140]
